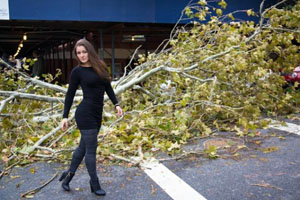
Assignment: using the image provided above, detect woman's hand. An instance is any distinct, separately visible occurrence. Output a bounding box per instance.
[115,106,123,118]
[61,118,68,131]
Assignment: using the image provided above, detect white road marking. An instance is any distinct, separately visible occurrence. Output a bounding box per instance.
[141,158,207,200]
[269,120,300,136]
[138,119,299,200]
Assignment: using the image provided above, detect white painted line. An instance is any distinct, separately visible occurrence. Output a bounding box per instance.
[141,158,207,200]
[269,120,300,136]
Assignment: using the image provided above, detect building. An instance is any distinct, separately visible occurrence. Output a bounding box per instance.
[0,0,282,82]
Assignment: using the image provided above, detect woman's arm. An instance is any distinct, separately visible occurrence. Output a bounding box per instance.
[104,81,118,106]
[105,81,123,117]
[63,67,80,119]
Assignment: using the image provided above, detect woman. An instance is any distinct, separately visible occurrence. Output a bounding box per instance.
[59,38,123,196]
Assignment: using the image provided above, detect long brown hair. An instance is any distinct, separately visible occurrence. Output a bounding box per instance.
[73,38,110,81]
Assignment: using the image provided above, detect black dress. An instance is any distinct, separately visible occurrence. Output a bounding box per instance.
[63,66,118,130]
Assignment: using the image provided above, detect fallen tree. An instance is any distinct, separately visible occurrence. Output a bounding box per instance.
[0,0,299,170]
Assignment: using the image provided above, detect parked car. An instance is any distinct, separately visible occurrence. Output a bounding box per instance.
[282,66,300,88]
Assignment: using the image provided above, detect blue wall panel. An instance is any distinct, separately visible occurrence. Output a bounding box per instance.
[8,0,278,23]
[80,0,155,22]
[155,0,190,24]
[154,0,276,24]
[9,0,80,21]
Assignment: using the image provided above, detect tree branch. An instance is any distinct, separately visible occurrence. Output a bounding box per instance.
[263,27,300,34]
[0,58,83,95]
[30,114,75,154]
[133,85,157,99]
[110,153,140,166]
[0,90,82,103]
[0,84,32,112]
[20,172,58,198]
[116,45,142,88]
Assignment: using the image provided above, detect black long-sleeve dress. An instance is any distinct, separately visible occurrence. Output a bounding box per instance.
[63,65,118,130]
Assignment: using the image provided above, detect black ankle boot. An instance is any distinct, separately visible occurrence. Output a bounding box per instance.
[59,171,75,191]
[90,180,106,196]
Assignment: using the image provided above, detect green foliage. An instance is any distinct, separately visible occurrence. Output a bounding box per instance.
[0,68,66,164]
[1,1,300,166]
[101,1,300,157]
[42,68,62,83]
[204,145,218,159]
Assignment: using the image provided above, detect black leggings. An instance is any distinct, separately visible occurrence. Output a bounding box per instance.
[68,128,99,183]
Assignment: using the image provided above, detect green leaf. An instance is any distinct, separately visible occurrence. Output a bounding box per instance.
[216,9,223,16]
[167,142,180,151]
[204,145,218,159]
[19,145,35,155]
[247,9,252,16]
[228,13,234,20]
[218,0,227,9]
[198,0,207,6]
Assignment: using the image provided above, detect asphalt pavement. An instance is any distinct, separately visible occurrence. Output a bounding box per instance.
[0,117,300,200]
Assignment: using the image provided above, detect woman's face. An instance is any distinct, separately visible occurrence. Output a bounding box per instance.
[76,45,89,65]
